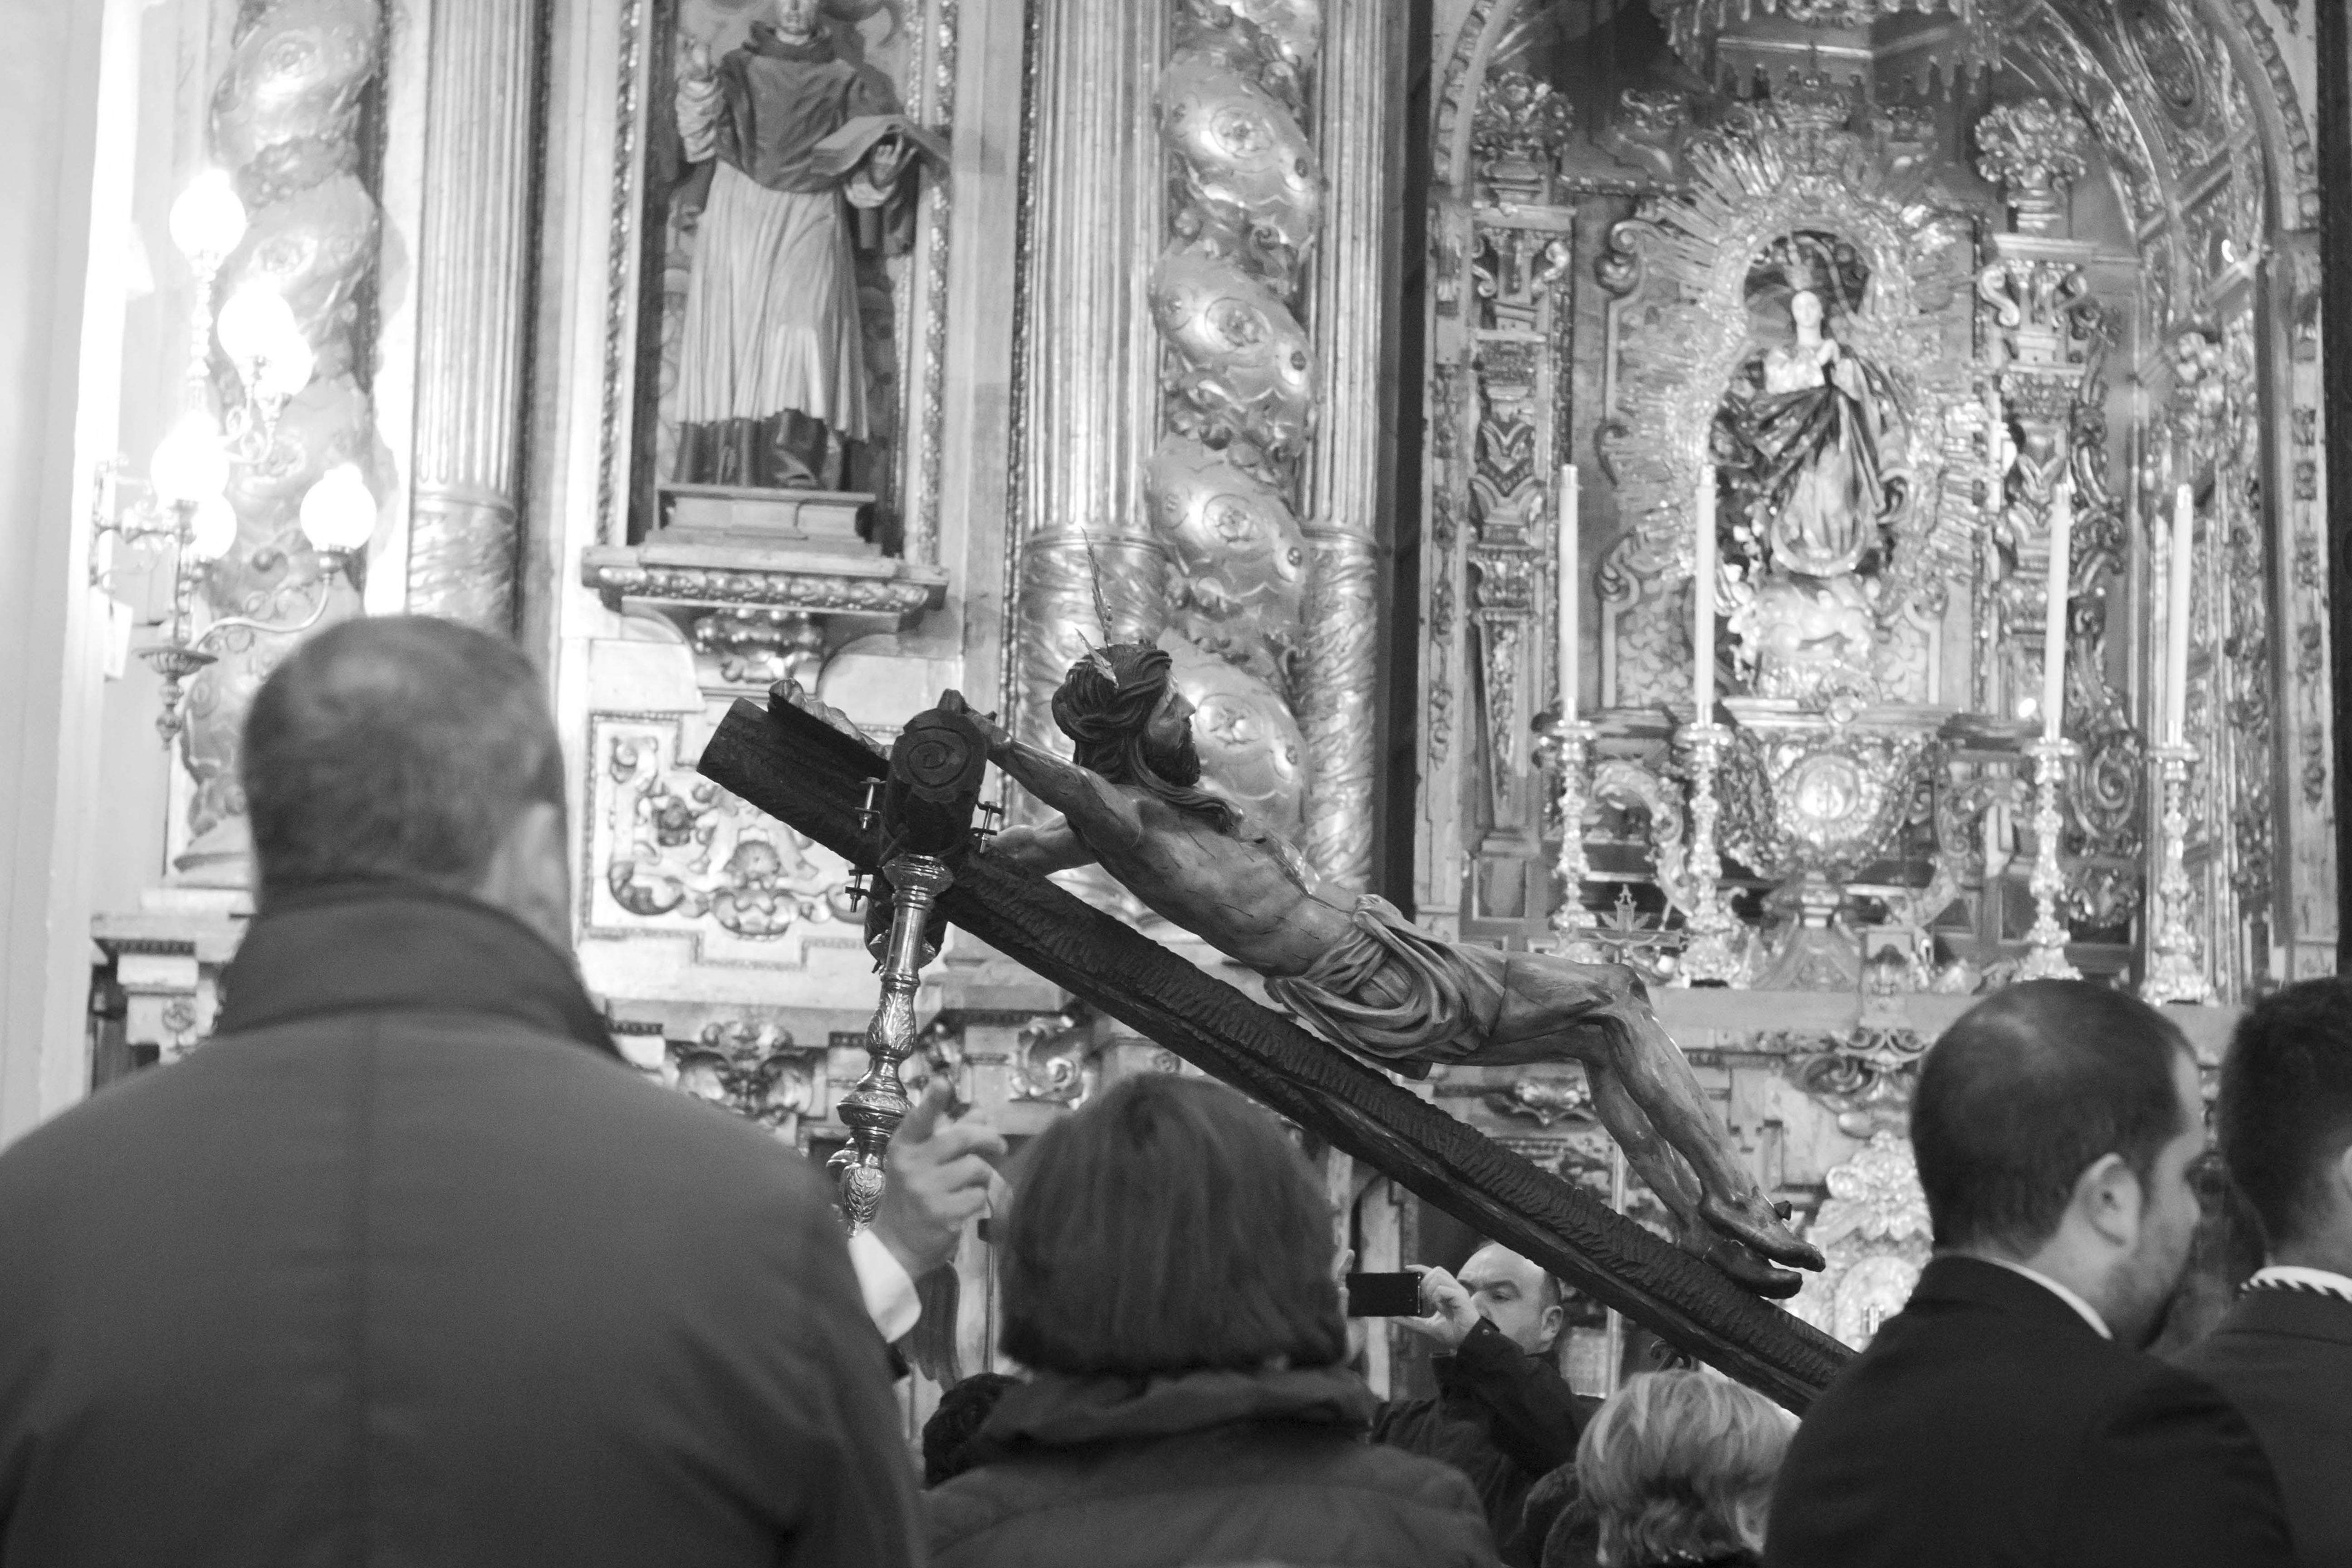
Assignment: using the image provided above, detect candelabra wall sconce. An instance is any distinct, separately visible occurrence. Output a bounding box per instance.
[91,168,375,743]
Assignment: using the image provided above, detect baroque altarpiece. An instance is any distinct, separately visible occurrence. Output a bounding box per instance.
[75,0,2334,1407]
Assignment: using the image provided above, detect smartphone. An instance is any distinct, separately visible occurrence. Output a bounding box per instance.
[1345,1271,1424,1318]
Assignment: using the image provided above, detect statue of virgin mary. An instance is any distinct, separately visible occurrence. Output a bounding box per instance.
[1733,286,1904,579]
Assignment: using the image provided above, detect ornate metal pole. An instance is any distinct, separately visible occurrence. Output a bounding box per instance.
[828,703,989,1226]
[2019,735,2082,981]
[1675,720,1745,985]
[833,851,956,1228]
[2140,743,2214,1004]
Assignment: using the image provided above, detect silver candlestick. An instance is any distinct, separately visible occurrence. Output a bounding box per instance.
[1674,720,1745,986]
[1543,716,1605,961]
[2139,743,2213,1004]
[831,851,955,1229]
[2018,735,2081,982]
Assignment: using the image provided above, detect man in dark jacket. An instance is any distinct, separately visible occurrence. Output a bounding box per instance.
[1372,1242,1599,1565]
[1767,981,2295,1568]
[2180,977,2352,1564]
[0,616,1000,1567]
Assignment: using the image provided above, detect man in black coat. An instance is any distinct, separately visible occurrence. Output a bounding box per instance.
[1372,1241,1599,1565]
[1766,980,2295,1568]
[0,617,1002,1567]
[2179,977,2352,1564]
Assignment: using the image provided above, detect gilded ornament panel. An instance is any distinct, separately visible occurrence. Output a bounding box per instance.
[583,714,865,968]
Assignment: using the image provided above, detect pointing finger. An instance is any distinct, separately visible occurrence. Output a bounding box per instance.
[894,1077,955,1147]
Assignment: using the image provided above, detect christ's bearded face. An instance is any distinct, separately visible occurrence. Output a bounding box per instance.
[1139,686,1204,789]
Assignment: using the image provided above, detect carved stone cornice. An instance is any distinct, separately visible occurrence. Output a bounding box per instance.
[580,543,948,624]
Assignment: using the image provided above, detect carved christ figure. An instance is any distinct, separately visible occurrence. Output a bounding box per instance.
[672,0,911,490]
[946,645,1826,1297]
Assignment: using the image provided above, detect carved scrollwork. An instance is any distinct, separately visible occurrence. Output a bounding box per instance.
[591,720,853,948]
[670,1019,824,1137]
[1604,88,1690,182]
[1010,1011,1100,1107]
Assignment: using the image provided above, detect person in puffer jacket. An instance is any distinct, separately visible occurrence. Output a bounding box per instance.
[923,1073,1500,1568]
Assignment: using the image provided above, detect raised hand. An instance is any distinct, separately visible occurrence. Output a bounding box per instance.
[1398,1264,1484,1352]
[868,1078,1008,1280]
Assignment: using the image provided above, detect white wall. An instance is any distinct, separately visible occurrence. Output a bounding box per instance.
[0,0,122,1146]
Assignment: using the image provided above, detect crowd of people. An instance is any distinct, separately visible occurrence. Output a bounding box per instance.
[0,614,2346,1566]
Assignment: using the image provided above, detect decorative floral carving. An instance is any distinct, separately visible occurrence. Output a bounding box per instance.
[580,554,946,616]
[1972,98,2092,235]
[1788,1129,1932,1351]
[592,720,853,948]
[669,1019,823,1137]
[1470,72,1574,196]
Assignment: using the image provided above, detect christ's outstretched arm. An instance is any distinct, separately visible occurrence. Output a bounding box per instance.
[939,691,1145,852]
[986,816,1099,874]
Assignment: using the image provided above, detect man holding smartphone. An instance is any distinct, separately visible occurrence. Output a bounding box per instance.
[1368,1243,1601,1566]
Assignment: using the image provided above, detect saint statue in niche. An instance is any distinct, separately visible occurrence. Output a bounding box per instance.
[1716,236,1910,706]
[669,0,935,493]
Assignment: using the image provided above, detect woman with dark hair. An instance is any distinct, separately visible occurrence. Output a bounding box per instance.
[924,1073,1498,1567]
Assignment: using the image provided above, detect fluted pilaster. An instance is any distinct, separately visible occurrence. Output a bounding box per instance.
[407,0,539,631]
[1007,0,1167,756]
[1299,0,1390,890]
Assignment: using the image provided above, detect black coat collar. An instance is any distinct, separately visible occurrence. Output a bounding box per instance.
[217,881,618,1058]
[2223,1283,2352,1346]
[1905,1254,2113,1343]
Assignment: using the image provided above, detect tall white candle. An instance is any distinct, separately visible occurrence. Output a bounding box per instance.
[1692,467,1717,719]
[2040,479,2073,742]
[1558,464,1579,720]
[2165,482,2194,745]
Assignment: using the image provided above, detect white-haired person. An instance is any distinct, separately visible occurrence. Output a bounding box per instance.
[1556,1370,1794,1568]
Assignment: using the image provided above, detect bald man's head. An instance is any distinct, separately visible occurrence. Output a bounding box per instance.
[243,617,564,905]
[1460,1242,1567,1357]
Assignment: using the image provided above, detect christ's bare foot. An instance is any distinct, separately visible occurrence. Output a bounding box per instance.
[1702,1235,1806,1300]
[1701,1190,1826,1274]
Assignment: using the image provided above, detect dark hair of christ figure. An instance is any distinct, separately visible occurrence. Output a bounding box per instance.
[936,644,1825,1297]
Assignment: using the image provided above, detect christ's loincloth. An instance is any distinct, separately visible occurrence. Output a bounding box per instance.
[1265,895,1641,1070]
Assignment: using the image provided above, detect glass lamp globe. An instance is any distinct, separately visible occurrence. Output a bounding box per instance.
[215,284,313,402]
[168,170,248,268]
[149,411,230,510]
[299,464,377,554]
[186,496,240,563]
